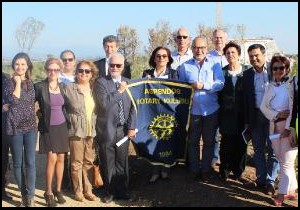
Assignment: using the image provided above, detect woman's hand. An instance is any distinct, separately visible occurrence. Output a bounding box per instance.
[280,129,290,138]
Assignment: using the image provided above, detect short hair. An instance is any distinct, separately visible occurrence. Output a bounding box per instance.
[102,35,118,46]
[223,41,241,56]
[192,36,208,47]
[11,52,33,81]
[44,57,64,71]
[75,60,99,85]
[149,46,173,68]
[270,55,290,77]
[108,53,125,64]
[247,44,266,54]
[60,50,76,59]
[212,29,227,38]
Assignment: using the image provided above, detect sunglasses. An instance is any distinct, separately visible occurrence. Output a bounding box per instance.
[272,66,285,71]
[177,35,188,40]
[78,69,91,74]
[62,58,74,62]
[156,54,168,59]
[109,64,122,68]
[47,69,60,73]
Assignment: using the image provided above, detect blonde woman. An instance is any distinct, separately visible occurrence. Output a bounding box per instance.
[34,58,68,207]
[62,60,98,202]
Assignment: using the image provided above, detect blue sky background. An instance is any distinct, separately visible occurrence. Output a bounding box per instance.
[2,2,298,59]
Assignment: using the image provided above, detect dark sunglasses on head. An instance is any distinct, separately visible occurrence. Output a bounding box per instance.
[78,69,91,74]
[62,58,74,62]
[272,66,285,71]
[177,35,188,40]
[109,64,122,68]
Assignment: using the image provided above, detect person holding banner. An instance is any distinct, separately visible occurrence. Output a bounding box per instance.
[178,36,225,181]
[94,53,136,203]
[142,46,177,184]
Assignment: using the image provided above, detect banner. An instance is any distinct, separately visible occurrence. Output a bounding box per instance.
[126,78,193,166]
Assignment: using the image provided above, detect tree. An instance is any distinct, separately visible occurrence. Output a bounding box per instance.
[15,17,45,53]
[146,20,174,55]
[116,25,140,63]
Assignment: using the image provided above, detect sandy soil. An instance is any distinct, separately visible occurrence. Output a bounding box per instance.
[2,142,298,207]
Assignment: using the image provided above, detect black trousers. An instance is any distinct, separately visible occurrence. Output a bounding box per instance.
[219,132,247,179]
[2,134,10,190]
[98,126,129,197]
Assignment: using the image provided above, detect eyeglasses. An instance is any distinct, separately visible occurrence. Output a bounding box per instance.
[62,58,74,62]
[47,69,60,73]
[272,66,285,71]
[109,64,122,68]
[78,69,91,74]
[156,54,168,59]
[177,36,188,40]
[192,46,207,50]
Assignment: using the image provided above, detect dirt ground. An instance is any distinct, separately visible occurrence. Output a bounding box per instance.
[2,142,298,207]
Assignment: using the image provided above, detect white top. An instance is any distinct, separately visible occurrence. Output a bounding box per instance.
[171,48,193,70]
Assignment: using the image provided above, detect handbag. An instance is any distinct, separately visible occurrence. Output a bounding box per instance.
[93,164,103,188]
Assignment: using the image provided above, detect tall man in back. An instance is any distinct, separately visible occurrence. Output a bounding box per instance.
[208,29,229,170]
[94,35,131,79]
[171,27,193,70]
[242,44,279,195]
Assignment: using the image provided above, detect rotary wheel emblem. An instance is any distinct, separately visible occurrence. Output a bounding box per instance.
[149,114,177,140]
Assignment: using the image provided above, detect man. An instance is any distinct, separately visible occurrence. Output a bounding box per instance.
[178,36,224,180]
[171,27,193,70]
[242,44,279,195]
[208,29,229,170]
[208,29,229,67]
[59,50,76,191]
[94,53,136,203]
[59,50,76,84]
[2,72,13,201]
[94,35,131,79]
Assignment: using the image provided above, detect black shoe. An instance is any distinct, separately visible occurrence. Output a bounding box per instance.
[102,194,114,204]
[2,191,13,201]
[266,183,276,196]
[44,193,57,207]
[53,190,66,204]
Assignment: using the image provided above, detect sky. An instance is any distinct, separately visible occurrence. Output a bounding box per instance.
[2,2,298,59]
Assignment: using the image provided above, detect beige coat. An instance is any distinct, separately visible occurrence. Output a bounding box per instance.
[62,83,97,138]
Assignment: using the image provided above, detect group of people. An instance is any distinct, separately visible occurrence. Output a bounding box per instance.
[2,27,298,207]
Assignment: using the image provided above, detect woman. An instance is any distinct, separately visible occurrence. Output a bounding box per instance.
[218,42,249,181]
[142,46,177,184]
[3,52,37,207]
[34,58,68,207]
[62,60,98,202]
[260,55,298,206]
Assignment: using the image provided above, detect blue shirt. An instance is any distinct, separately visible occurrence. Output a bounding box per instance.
[208,49,228,68]
[178,57,225,116]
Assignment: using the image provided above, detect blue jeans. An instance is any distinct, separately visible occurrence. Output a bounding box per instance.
[213,128,220,162]
[9,130,37,199]
[188,111,219,173]
[251,110,279,186]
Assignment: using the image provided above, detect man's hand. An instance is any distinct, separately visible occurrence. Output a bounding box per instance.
[128,129,136,139]
[191,82,204,90]
[118,81,127,93]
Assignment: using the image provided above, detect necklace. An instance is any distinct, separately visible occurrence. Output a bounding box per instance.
[49,84,59,91]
